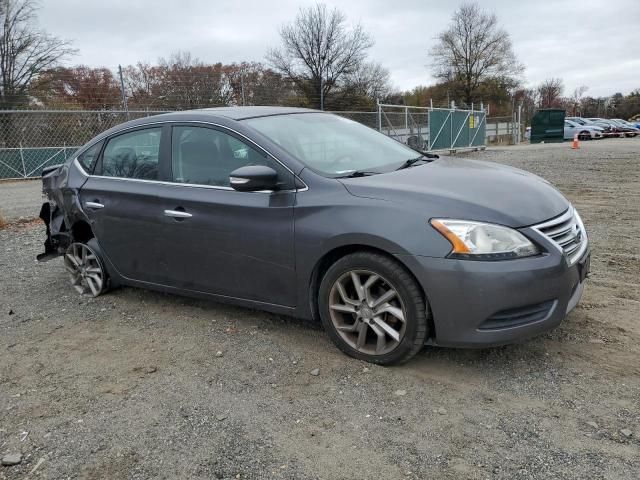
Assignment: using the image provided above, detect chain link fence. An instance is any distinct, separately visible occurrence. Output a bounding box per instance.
[0,110,168,179]
[377,105,430,150]
[1,108,503,180]
[486,116,521,145]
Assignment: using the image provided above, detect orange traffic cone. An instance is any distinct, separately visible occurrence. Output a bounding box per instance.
[571,133,579,149]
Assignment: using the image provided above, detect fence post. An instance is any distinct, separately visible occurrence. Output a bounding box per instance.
[450,104,454,151]
[377,99,382,132]
[517,103,522,144]
[19,142,26,178]
[403,107,407,135]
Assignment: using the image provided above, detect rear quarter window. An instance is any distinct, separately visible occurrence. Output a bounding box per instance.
[76,141,103,174]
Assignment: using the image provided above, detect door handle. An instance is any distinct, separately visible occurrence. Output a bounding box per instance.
[85,201,104,209]
[164,209,192,219]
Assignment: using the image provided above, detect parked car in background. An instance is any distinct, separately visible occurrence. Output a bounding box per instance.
[37,107,590,365]
[567,117,615,137]
[587,118,638,137]
[566,117,593,126]
[564,119,603,140]
[611,119,640,134]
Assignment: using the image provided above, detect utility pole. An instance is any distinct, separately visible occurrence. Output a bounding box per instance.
[118,65,129,120]
[240,70,246,106]
[320,55,326,111]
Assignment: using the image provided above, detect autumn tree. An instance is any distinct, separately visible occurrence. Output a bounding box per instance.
[268,3,374,109]
[429,2,523,106]
[123,52,232,110]
[223,62,297,106]
[31,66,121,109]
[0,0,75,109]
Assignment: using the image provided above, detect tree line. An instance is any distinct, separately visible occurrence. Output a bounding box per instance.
[1,0,638,120]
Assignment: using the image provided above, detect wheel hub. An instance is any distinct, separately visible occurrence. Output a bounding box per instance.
[359,304,374,320]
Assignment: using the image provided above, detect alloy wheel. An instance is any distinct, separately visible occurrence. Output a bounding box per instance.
[328,269,407,355]
[64,243,105,297]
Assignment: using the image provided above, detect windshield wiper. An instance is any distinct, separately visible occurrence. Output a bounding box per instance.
[396,153,438,171]
[334,170,379,178]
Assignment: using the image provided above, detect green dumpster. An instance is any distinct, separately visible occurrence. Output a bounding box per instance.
[530,109,565,143]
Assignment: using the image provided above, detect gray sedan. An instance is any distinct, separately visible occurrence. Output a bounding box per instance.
[39,107,590,364]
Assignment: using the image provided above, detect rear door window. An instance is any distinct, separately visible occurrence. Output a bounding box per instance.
[101,128,162,180]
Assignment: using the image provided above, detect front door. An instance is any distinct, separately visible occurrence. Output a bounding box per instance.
[153,124,297,307]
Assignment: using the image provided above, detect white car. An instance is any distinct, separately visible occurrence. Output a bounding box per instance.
[564,119,604,140]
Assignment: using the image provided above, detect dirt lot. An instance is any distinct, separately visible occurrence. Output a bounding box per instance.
[1,138,639,479]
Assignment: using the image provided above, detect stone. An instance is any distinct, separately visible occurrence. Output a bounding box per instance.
[620,429,633,438]
[310,368,320,376]
[394,389,407,396]
[1,453,22,466]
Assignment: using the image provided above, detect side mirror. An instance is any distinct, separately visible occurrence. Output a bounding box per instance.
[229,165,279,192]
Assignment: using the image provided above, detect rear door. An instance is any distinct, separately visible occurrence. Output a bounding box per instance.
[79,125,170,284]
[151,124,297,307]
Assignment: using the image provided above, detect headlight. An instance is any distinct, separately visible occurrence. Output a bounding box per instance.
[431,219,539,260]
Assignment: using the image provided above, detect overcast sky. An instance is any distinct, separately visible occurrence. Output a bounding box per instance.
[38,0,640,97]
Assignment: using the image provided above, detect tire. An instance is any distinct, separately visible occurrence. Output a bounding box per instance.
[578,131,591,141]
[318,251,428,365]
[63,241,108,297]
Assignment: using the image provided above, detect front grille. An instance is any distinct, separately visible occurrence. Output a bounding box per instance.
[533,208,587,265]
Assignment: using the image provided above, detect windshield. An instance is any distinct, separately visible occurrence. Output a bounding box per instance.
[244,113,421,176]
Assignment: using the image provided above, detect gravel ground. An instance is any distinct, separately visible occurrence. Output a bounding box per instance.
[0,179,42,223]
[1,138,639,479]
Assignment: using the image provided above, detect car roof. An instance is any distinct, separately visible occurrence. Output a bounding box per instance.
[190,106,319,120]
[86,106,323,146]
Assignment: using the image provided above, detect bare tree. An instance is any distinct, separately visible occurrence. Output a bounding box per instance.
[429,2,523,106]
[267,3,373,108]
[0,0,75,109]
[537,78,564,109]
[569,85,588,116]
[343,62,392,101]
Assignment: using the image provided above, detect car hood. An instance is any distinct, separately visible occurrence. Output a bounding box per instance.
[338,157,570,228]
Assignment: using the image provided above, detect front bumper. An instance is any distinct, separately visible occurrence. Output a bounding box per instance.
[396,246,589,348]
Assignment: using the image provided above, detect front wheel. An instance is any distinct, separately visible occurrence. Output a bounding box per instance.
[318,252,428,365]
[578,131,591,141]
